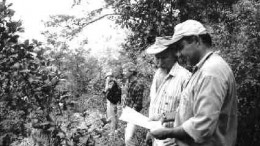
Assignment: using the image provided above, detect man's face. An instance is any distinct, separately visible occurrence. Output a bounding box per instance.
[180,39,201,66]
[106,75,112,82]
[155,48,176,70]
[123,69,132,78]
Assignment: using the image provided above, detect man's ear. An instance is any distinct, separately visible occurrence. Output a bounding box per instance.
[190,36,199,46]
[176,51,181,58]
[196,36,202,46]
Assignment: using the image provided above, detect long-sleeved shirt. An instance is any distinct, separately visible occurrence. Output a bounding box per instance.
[122,77,144,112]
[175,52,237,146]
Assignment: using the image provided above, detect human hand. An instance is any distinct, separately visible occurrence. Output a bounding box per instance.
[149,114,163,121]
[149,114,167,125]
[162,138,176,146]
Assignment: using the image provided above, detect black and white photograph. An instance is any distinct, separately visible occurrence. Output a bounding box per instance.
[0,0,259,146]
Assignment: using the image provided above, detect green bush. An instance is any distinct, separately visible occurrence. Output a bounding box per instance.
[0,3,67,145]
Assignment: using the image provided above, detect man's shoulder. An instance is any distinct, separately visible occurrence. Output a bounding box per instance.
[201,53,234,79]
[204,53,231,70]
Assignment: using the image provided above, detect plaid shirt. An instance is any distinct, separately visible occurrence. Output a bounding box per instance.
[149,63,191,128]
[122,78,144,112]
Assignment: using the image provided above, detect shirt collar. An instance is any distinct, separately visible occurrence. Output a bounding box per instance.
[192,51,213,73]
[169,62,181,77]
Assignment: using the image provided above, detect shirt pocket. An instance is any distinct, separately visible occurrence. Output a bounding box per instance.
[159,89,175,113]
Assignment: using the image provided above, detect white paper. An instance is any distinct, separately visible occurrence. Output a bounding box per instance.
[119,106,163,130]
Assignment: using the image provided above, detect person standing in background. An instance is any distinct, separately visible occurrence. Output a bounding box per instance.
[104,70,121,135]
[122,62,145,146]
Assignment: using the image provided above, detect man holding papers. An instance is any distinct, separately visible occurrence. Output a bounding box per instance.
[149,20,237,146]
[146,36,191,146]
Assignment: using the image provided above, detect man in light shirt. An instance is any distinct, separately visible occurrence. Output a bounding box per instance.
[150,20,237,146]
[146,37,191,146]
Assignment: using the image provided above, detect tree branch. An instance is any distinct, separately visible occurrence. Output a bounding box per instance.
[81,13,121,27]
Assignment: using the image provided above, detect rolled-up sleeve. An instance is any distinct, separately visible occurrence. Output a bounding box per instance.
[182,76,227,143]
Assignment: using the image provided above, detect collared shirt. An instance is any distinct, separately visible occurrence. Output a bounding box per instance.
[122,77,144,112]
[149,63,191,127]
[175,52,237,146]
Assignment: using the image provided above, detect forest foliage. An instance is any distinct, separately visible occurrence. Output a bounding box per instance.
[0,0,260,146]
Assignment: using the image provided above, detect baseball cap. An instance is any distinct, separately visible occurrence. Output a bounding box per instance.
[145,36,174,55]
[146,20,207,55]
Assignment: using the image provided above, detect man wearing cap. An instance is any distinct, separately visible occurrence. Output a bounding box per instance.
[146,36,191,146]
[122,62,145,146]
[150,20,237,146]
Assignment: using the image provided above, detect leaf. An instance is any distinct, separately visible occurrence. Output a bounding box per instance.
[57,132,65,138]
[11,62,20,69]
[20,69,30,73]
[29,52,37,58]
[47,127,55,132]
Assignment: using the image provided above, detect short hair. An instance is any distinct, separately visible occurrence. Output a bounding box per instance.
[199,33,212,47]
[180,33,212,47]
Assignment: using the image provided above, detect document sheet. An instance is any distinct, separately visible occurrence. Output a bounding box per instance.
[119,106,163,130]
